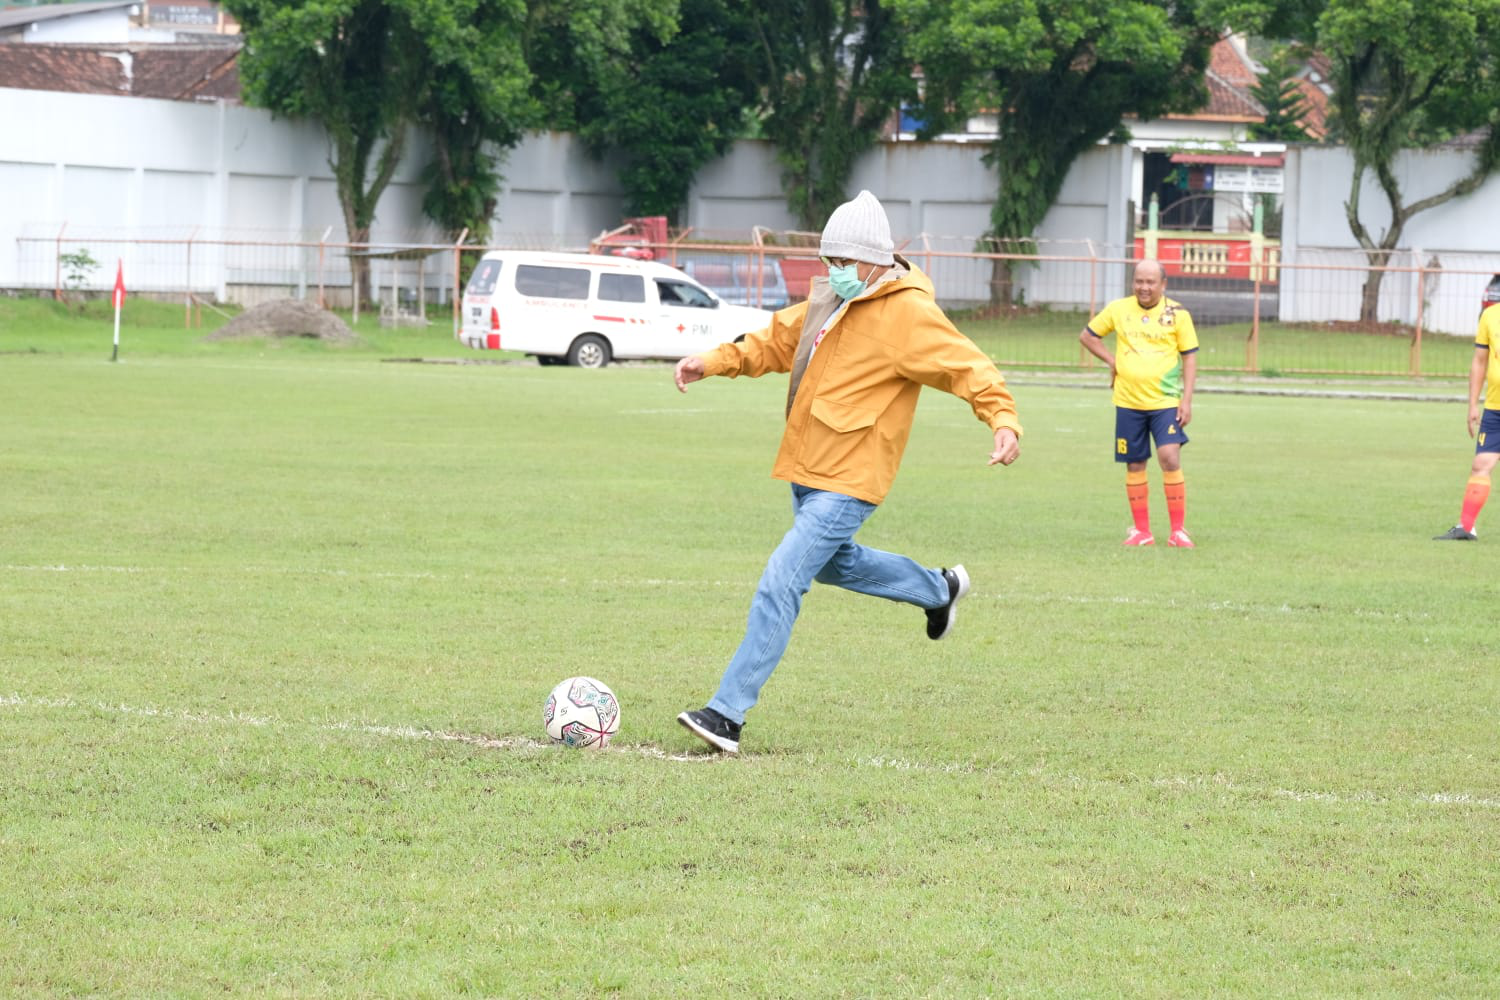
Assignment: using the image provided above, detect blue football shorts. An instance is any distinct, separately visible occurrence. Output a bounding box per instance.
[1114,406,1188,463]
[1477,408,1500,454]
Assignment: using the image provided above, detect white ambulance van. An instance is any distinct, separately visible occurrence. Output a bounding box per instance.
[459,251,774,367]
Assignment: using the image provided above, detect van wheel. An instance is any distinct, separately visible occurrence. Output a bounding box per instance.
[568,335,611,368]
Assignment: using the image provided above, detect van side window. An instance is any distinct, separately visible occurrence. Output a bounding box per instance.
[656,280,715,309]
[598,273,645,303]
[516,265,590,300]
[466,259,502,295]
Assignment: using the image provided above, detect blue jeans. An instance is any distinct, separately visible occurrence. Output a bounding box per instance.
[708,484,950,724]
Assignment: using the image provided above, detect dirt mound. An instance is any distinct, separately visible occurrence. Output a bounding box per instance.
[206,299,357,343]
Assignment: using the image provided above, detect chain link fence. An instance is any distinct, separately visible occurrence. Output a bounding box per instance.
[14,225,1499,379]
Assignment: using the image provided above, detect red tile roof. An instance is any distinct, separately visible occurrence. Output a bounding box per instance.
[0,41,240,102]
[1198,67,1264,121]
[1209,36,1260,86]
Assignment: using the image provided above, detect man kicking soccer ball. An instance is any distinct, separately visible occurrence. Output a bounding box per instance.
[671,190,1022,754]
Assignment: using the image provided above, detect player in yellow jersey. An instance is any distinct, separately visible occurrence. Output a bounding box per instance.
[1433,303,1500,540]
[1079,259,1199,547]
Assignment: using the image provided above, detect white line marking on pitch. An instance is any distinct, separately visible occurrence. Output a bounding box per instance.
[0,694,721,763]
[855,755,1500,809]
[4,695,1493,798]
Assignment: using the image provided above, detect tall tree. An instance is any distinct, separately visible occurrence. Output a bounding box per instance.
[1316,0,1500,323]
[1247,49,1313,142]
[892,0,1221,304]
[567,0,758,220]
[228,0,679,294]
[749,0,918,230]
[227,0,426,302]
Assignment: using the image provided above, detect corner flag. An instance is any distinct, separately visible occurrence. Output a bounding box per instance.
[111,259,125,362]
[112,260,127,309]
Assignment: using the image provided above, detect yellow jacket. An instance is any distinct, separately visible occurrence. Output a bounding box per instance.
[697,259,1021,504]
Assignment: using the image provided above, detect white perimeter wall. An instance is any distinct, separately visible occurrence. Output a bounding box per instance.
[3,87,1497,330]
[1280,145,1500,335]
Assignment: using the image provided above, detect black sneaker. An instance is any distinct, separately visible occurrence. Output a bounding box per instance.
[677,707,741,754]
[925,564,971,640]
[1433,525,1478,540]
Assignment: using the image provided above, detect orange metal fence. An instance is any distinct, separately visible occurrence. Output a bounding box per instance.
[13,229,1499,379]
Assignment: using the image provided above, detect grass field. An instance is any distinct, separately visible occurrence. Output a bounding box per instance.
[3,296,1497,996]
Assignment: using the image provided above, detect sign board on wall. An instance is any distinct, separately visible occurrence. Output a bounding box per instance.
[150,3,219,27]
[1213,165,1284,194]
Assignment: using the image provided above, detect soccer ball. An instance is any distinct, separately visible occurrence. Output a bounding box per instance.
[543,676,621,748]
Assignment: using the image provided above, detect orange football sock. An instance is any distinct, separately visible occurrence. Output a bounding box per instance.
[1126,470,1150,533]
[1460,474,1490,532]
[1163,469,1186,533]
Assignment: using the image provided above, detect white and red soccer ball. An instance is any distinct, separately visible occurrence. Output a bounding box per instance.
[543,676,620,748]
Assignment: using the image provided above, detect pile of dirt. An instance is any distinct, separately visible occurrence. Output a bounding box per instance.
[205,299,357,343]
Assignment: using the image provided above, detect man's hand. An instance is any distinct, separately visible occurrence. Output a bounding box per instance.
[1469,402,1483,439]
[988,427,1020,466]
[1177,399,1193,428]
[674,355,705,393]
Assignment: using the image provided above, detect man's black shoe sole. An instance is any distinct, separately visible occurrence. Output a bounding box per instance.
[677,711,740,754]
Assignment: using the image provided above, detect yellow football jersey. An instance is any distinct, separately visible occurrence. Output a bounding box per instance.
[1087,295,1200,410]
[1478,303,1500,410]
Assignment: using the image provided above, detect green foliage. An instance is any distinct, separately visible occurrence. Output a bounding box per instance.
[225,0,433,305]
[58,248,98,291]
[892,0,1220,302]
[570,0,758,220]
[524,0,680,126]
[420,0,681,240]
[415,0,542,243]
[1247,50,1313,142]
[226,0,421,241]
[750,0,919,229]
[226,0,679,247]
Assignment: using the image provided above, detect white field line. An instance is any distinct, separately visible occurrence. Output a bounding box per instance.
[0,693,721,764]
[858,756,1500,809]
[4,693,1494,804]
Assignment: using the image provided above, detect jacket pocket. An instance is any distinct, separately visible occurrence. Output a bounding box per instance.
[809,398,878,433]
[803,398,879,484]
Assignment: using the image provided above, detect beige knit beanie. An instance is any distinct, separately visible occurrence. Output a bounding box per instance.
[819,190,895,266]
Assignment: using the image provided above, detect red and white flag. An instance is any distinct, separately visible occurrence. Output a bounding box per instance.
[110,259,126,361]
[112,260,127,309]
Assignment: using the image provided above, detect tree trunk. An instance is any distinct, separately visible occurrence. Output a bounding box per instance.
[348,223,372,313]
[1358,265,1386,326]
[333,126,407,312]
[988,256,1015,308]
